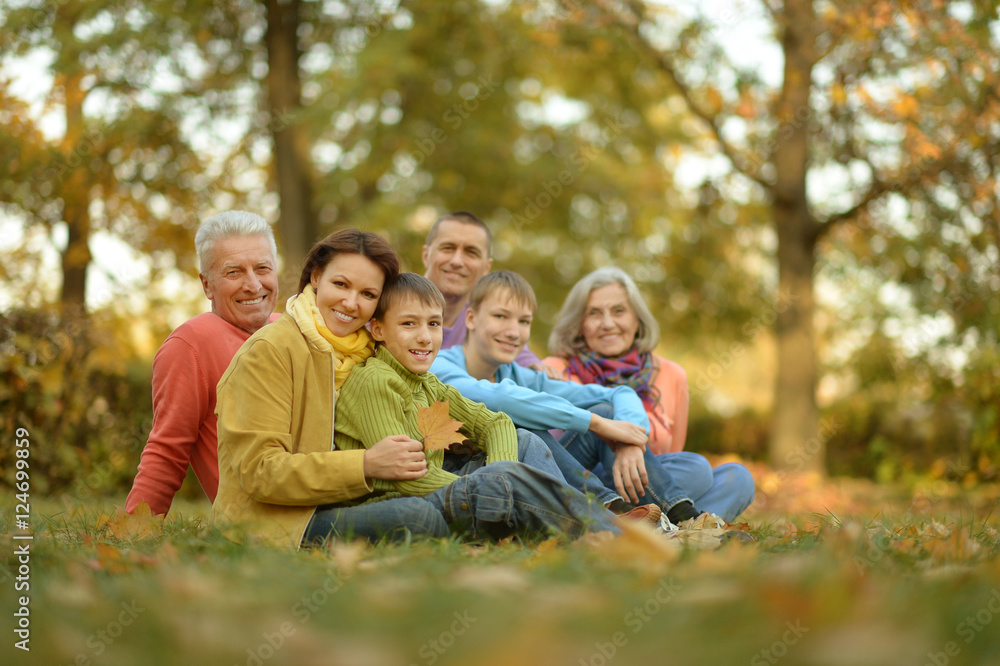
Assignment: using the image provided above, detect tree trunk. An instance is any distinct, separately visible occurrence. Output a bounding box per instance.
[59,70,91,317]
[772,210,821,473]
[264,0,317,295]
[769,0,823,473]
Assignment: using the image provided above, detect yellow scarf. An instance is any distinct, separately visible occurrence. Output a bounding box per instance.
[286,284,375,395]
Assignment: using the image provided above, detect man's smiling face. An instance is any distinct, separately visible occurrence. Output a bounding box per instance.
[421,220,492,303]
[199,235,278,334]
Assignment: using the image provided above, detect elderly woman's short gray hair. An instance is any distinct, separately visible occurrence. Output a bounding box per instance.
[548,266,661,358]
[194,211,277,273]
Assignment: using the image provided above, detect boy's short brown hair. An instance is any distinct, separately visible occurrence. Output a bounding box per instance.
[373,272,445,321]
[468,270,537,313]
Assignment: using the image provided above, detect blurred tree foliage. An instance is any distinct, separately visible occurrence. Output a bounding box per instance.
[0,307,156,494]
[0,0,997,490]
[0,0,271,309]
[568,0,1000,472]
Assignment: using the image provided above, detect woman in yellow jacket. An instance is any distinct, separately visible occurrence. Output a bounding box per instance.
[212,229,448,549]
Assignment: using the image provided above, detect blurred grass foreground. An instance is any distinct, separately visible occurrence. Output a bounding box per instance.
[2,466,999,666]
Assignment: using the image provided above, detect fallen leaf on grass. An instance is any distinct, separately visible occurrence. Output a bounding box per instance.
[524,536,569,569]
[416,400,466,451]
[88,543,127,573]
[924,525,981,562]
[679,513,726,530]
[328,541,368,576]
[919,520,951,539]
[96,501,164,541]
[582,520,681,575]
[770,518,800,541]
[662,528,729,550]
[450,565,530,594]
[85,540,177,573]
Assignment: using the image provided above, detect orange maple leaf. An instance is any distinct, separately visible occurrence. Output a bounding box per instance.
[416,400,466,451]
[97,501,164,541]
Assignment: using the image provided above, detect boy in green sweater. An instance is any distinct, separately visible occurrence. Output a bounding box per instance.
[333,273,622,540]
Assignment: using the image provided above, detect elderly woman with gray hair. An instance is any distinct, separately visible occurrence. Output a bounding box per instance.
[544,267,755,523]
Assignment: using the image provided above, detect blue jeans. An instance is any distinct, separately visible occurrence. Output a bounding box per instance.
[571,405,756,523]
[525,429,619,505]
[593,454,755,523]
[653,453,755,523]
[303,497,450,545]
[425,460,620,540]
[561,430,691,512]
[444,429,617,505]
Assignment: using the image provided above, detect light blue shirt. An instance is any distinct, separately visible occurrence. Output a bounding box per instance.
[432,346,650,434]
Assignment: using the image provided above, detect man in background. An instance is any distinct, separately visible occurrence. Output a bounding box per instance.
[421,210,558,377]
[125,211,279,514]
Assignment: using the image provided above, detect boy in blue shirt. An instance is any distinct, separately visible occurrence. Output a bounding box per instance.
[432,271,752,525]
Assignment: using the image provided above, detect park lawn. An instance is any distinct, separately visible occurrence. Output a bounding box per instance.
[2,468,1000,666]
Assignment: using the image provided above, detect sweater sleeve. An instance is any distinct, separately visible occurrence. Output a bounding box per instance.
[125,336,205,515]
[427,376,518,464]
[431,351,594,432]
[518,364,651,432]
[216,338,373,506]
[335,364,459,497]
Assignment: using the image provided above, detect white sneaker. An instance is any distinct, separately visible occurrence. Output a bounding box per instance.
[655,514,680,534]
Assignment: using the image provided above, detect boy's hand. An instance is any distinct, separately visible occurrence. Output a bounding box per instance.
[363,435,428,480]
[611,444,648,504]
[589,414,648,451]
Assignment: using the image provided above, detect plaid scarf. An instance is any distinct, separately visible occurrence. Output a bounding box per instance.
[567,346,670,433]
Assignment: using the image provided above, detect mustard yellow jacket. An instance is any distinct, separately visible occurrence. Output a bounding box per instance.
[211,314,373,549]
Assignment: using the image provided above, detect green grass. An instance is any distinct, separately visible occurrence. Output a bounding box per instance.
[3,484,1000,666]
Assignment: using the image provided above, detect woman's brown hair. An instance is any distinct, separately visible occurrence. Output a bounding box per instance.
[297,229,401,293]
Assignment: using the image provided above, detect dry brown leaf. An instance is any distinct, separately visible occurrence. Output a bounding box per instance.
[525,537,569,569]
[90,543,126,573]
[665,528,728,550]
[584,520,681,576]
[99,501,164,541]
[328,541,368,576]
[679,513,726,530]
[450,565,530,594]
[416,400,466,451]
[919,520,951,539]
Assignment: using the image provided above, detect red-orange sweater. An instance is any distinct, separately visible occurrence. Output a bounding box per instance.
[125,312,275,514]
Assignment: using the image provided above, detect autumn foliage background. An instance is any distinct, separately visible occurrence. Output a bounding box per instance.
[2,5,1000,664]
[3,1,1000,499]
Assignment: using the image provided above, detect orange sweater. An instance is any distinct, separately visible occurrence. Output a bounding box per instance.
[126,312,276,514]
[542,354,689,455]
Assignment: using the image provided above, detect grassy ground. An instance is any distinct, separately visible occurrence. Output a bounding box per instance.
[3,464,1000,666]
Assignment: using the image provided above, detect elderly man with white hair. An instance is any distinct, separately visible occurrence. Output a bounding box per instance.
[126,211,279,515]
